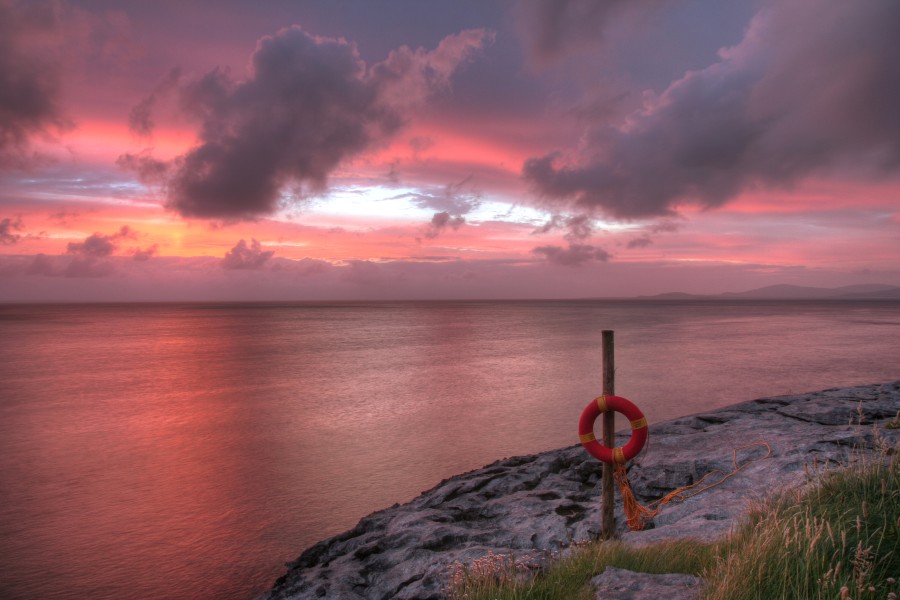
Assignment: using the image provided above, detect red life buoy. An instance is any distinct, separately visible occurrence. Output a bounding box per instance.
[578,395,648,464]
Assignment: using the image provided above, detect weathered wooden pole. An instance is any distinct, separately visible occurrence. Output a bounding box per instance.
[601,330,616,539]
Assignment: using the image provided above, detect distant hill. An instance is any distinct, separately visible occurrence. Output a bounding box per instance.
[637,283,900,300]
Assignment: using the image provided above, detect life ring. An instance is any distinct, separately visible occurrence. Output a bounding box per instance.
[578,395,648,464]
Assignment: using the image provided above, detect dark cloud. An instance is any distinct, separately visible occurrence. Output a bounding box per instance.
[402,177,481,240]
[66,234,114,257]
[66,226,135,257]
[26,253,55,276]
[0,0,69,168]
[131,26,491,220]
[532,243,611,267]
[519,0,663,63]
[128,68,181,136]
[270,256,331,276]
[627,237,653,249]
[405,177,481,215]
[23,252,115,279]
[131,244,158,261]
[424,211,466,239]
[0,216,23,244]
[221,239,274,270]
[342,260,385,286]
[532,214,594,241]
[562,214,593,241]
[116,150,169,184]
[532,214,563,235]
[523,0,900,219]
[651,220,680,233]
[49,210,82,226]
[64,257,115,278]
[0,255,23,278]
[59,226,137,277]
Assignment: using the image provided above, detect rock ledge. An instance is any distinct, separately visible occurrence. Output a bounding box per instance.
[263,382,900,600]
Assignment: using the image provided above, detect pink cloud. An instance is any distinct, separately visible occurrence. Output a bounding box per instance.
[66,226,136,258]
[131,244,158,261]
[221,239,274,269]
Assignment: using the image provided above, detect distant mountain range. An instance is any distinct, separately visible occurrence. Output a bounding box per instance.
[638,283,900,300]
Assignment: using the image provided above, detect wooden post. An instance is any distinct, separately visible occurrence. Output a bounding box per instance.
[601,330,616,539]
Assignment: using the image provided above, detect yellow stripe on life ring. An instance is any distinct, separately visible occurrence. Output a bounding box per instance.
[613,447,626,464]
[580,432,596,443]
[596,395,608,412]
[630,417,648,430]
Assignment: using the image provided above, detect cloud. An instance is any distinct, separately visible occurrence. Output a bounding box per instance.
[131,244,158,261]
[532,214,563,235]
[532,243,611,266]
[66,226,135,257]
[405,177,481,215]
[424,211,466,239]
[627,236,653,249]
[59,226,138,277]
[523,0,900,219]
[651,220,681,233]
[405,177,480,239]
[371,27,494,106]
[532,214,595,241]
[270,256,332,276]
[221,239,274,269]
[518,0,663,63]
[116,149,169,184]
[22,251,117,279]
[128,26,492,220]
[0,0,69,168]
[128,67,181,136]
[49,210,82,226]
[342,259,385,286]
[562,214,593,241]
[64,257,115,278]
[0,216,23,244]
[26,253,55,276]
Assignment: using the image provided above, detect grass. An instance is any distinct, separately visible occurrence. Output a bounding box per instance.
[704,447,899,600]
[446,441,899,600]
[445,539,717,600]
[886,412,900,430]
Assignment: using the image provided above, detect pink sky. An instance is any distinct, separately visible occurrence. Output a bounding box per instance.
[1,0,898,301]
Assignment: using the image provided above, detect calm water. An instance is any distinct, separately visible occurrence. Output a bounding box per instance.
[1,300,898,599]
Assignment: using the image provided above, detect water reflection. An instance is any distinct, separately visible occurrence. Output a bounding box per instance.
[0,300,898,599]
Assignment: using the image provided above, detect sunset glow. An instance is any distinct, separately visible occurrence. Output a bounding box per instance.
[2,0,898,301]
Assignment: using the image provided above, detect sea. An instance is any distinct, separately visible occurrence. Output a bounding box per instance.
[1,299,898,599]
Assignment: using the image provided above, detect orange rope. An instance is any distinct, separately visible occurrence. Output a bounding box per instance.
[614,441,772,531]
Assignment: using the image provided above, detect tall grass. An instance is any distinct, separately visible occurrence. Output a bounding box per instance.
[703,449,899,599]
[446,445,898,600]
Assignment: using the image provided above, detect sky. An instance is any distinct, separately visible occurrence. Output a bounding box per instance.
[1,0,899,301]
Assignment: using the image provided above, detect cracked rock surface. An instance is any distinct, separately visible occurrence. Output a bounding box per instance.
[261,382,900,600]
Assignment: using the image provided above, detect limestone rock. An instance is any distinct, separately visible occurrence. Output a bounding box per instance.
[591,567,704,600]
[262,382,900,600]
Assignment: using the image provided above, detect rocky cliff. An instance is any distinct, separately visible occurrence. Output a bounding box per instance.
[262,382,900,600]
